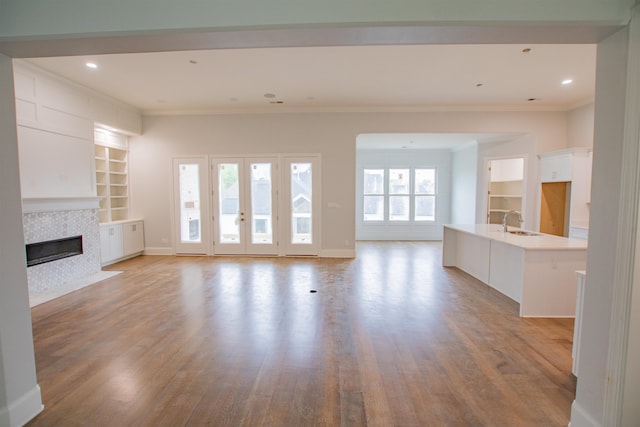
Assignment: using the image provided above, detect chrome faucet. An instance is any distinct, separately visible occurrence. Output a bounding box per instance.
[502,210,523,232]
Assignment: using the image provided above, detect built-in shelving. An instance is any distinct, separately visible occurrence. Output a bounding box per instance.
[488,180,524,225]
[95,143,129,223]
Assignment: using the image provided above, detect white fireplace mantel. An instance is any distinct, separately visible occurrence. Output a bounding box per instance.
[22,197,102,213]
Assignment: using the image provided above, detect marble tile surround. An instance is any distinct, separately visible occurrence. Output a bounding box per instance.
[23,209,102,296]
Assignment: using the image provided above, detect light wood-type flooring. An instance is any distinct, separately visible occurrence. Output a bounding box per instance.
[27,242,576,426]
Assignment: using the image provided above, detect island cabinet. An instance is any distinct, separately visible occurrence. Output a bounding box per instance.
[99,219,144,266]
[443,224,587,317]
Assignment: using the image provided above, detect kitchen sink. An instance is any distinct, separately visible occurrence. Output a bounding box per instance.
[508,230,540,236]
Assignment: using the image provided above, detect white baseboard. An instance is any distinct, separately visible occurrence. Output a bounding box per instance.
[320,249,356,258]
[0,384,43,427]
[144,248,356,257]
[143,247,174,255]
[570,400,601,427]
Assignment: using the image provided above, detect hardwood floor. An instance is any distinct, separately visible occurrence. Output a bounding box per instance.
[27,242,576,426]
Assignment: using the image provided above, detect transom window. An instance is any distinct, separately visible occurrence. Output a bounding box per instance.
[363,168,436,222]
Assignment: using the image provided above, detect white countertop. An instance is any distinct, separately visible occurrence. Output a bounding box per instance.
[444,224,588,251]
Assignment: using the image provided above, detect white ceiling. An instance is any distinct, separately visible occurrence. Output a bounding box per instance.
[26,43,596,116]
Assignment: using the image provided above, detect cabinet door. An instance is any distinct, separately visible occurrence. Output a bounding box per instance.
[100,224,124,263]
[123,221,144,255]
[540,154,572,182]
[99,226,113,262]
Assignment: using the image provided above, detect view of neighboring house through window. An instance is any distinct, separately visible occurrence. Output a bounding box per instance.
[363,167,436,222]
[179,163,202,243]
[291,162,313,244]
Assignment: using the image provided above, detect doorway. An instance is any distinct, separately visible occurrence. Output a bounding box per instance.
[211,157,279,255]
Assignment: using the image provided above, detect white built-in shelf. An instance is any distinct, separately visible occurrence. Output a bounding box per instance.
[95,143,129,223]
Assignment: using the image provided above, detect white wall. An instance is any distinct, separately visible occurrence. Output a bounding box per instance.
[451,143,478,224]
[568,103,595,148]
[355,148,451,240]
[131,111,570,253]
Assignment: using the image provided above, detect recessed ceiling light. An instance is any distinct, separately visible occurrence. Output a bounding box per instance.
[527,98,538,101]
[476,83,484,87]
[522,48,532,53]
[270,100,284,104]
[189,60,197,64]
[85,62,98,69]
[264,93,276,99]
[562,79,574,85]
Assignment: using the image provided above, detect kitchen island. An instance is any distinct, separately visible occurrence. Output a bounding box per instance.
[442,224,587,317]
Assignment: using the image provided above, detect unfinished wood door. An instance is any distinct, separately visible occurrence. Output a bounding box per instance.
[540,182,569,236]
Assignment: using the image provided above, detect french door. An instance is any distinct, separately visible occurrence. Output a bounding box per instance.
[172,157,210,254]
[283,156,320,256]
[211,157,278,255]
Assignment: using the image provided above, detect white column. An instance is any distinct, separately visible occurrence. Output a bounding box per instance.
[570,23,628,427]
[0,54,43,426]
[604,3,640,426]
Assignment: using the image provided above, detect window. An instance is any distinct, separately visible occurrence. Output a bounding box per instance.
[363,167,436,222]
[363,169,384,221]
[414,168,436,221]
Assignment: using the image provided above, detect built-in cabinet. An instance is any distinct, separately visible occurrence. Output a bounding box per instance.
[99,220,144,266]
[539,148,592,239]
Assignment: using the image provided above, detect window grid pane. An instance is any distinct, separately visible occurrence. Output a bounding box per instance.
[389,169,410,195]
[389,195,410,221]
[415,195,436,221]
[415,169,436,195]
[363,195,384,221]
[363,169,384,195]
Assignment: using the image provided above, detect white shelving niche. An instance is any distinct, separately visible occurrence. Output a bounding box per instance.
[487,158,524,226]
[94,129,130,223]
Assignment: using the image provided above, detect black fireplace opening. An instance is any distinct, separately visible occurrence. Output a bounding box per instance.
[26,235,83,267]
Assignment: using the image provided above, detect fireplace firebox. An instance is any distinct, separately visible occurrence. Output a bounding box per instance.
[26,236,83,267]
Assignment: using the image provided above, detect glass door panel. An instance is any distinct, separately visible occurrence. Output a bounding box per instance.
[172,157,210,254]
[285,156,320,256]
[179,163,201,243]
[290,162,312,244]
[250,163,273,245]
[218,163,241,244]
